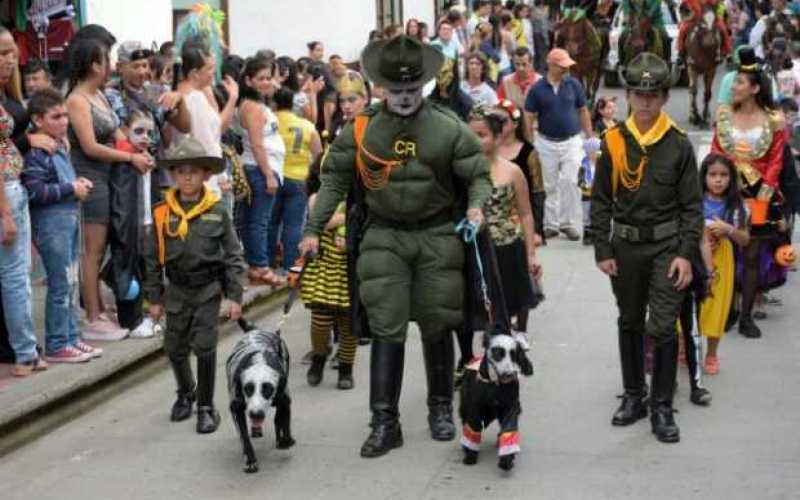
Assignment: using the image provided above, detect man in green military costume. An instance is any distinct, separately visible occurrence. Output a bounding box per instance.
[299,36,492,458]
[590,52,702,443]
[621,0,672,64]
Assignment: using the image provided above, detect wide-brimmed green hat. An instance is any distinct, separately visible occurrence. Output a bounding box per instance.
[361,35,444,89]
[157,137,225,174]
[619,52,677,92]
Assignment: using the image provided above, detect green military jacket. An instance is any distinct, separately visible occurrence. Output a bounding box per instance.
[590,120,703,262]
[623,0,665,29]
[305,101,493,236]
[144,199,246,308]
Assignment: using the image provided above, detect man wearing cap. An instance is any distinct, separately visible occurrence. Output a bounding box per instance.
[105,41,191,339]
[524,48,594,241]
[590,52,703,444]
[299,35,491,458]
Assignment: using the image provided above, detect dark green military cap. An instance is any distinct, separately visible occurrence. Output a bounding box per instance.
[619,52,676,92]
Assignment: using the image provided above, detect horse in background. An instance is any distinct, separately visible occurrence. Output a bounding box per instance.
[554,16,607,105]
[686,7,720,127]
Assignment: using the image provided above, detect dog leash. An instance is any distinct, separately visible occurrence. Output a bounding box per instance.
[456,218,494,326]
[275,251,316,332]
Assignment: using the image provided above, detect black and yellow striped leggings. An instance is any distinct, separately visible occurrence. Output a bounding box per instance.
[310,310,357,365]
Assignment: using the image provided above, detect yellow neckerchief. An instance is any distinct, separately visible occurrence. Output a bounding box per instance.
[164,186,220,240]
[624,111,675,149]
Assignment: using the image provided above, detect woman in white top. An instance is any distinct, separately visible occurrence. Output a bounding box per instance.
[461,52,499,107]
[235,57,286,286]
[174,44,238,196]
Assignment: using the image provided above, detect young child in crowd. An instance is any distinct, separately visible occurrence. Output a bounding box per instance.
[299,155,358,389]
[579,137,601,246]
[698,154,750,375]
[104,110,159,338]
[22,59,52,100]
[144,137,246,434]
[22,88,101,363]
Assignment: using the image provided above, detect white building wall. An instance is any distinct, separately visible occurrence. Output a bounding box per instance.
[403,0,436,29]
[83,0,174,61]
[229,0,377,62]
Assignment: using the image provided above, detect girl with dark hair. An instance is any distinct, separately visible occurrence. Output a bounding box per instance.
[66,37,154,340]
[711,47,786,339]
[173,43,238,197]
[280,55,323,123]
[406,18,424,41]
[307,41,324,62]
[461,52,499,106]
[592,96,619,134]
[697,153,750,374]
[234,57,285,286]
[458,107,541,372]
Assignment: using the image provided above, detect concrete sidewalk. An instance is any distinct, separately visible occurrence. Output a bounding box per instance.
[0,281,287,434]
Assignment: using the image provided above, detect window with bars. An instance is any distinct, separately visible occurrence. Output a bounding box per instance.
[376,0,403,29]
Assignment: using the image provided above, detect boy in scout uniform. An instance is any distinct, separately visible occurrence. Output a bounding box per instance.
[300,36,492,458]
[590,53,703,443]
[144,137,246,435]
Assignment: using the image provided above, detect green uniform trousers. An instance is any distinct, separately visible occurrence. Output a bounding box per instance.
[357,223,464,343]
[164,295,222,359]
[610,236,685,346]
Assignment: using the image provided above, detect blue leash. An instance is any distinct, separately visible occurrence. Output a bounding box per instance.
[456,218,494,325]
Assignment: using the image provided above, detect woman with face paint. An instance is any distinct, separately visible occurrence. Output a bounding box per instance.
[66,38,154,341]
[235,57,286,287]
[329,72,369,139]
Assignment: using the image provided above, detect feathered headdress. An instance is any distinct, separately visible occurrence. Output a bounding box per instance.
[174,3,226,79]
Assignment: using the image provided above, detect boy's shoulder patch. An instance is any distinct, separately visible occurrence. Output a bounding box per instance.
[200,213,223,223]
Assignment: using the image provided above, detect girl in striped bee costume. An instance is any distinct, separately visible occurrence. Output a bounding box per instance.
[300,194,358,390]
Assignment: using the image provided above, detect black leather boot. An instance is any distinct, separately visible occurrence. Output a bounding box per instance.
[650,341,680,443]
[307,353,326,386]
[739,315,762,338]
[196,351,221,434]
[337,362,354,390]
[423,334,456,441]
[612,331,647,426]
[169,357,195,422]
[360,340,404,458]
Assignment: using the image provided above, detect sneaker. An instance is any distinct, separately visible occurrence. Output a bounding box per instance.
[46,346,92,364]
[74,340,103,359]
[130,317,156,339]
[561,227,581,241]
[544,228,560,239]
[82,320,129,342]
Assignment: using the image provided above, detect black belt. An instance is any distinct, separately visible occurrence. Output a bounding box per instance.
[167,266,223,287]
[369,211,452,231]
[613,220,679,243]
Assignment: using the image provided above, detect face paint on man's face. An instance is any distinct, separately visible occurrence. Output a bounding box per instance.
[128,117,155,152]
[385,87,424,116]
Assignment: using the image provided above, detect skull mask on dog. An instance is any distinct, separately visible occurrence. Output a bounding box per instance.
[485,333,534,382]
[240,359,281,437]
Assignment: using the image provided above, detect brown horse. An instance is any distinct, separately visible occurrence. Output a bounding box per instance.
[620,15,666,67]
[686,8,720,127]
[555,17,606,104]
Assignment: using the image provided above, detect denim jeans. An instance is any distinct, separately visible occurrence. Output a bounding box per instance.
[0,181,37,363]
[268,178,308,268]
[31,205,80,353]
[239,165,278,267]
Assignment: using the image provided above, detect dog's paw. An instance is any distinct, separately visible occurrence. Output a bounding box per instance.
[276,436,296,449]
[498,454,515,471]
[462,449,479,465]
[244,461,259,474]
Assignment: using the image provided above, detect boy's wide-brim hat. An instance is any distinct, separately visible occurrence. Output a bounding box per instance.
[361,35,444,89]
[157,137,225,174]
[618,52,678,91]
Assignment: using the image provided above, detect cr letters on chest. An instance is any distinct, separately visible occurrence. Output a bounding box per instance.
[392,137,418,160]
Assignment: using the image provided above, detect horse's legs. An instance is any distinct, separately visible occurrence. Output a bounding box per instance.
[688,67,700,125]
[702,70,714,125]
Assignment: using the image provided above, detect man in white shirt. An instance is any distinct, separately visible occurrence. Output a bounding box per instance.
[430,20,463,60]
[467,0,492,37]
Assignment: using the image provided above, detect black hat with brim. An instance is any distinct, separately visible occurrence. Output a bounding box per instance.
[619,52,678,92]
[361,35,444,89]
[157,137,225,174]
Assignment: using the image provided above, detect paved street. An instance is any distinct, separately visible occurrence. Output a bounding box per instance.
[1,83,799,500]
